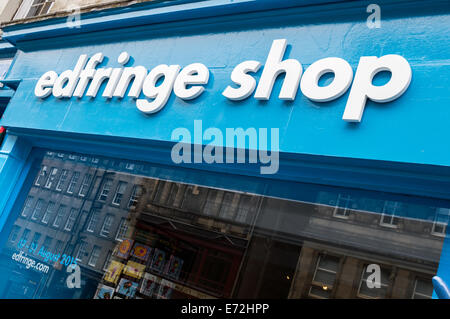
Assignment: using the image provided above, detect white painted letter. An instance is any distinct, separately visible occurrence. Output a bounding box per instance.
[35,71,58,98]
[174,63,209,100]
[343,55,412,122]
[222,60,261,100]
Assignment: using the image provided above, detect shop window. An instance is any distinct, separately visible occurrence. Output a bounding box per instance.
[14,0,55,20]
[86,210,100,233]
[380,201,400,228]
[88,246,101,267]
[333,194,353,219]
[112,182,127,206]
[78,174,93,197]
[55,169,68,192]
[21,196,34,217]
[308,254,340,299]
[357,264,391,299]
[52,205,66,228]
[35,166,47,186]
[100,214,114,237]
[412,277,433,299]
[219,192,239,220]
[44,168,58,189]
[64,208,78,232]
[98,179,113,201]
[8,226,20,243]
[128,185,143,209]
[31,199,44,220]
[41,201,55,224]
[115,218,128,241]
[66,172,80,194]
[432,208,449,237]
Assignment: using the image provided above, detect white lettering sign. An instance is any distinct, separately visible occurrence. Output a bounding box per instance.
[34,39,412,122]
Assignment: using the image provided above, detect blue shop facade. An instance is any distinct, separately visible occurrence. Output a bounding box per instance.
[0,0,448,299]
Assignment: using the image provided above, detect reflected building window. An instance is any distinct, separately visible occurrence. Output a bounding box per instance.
[112,182,127,206]
[412,277,433,299]
[78,174,93,197]
[380,201,400,228]
[55,169,69,192]
[35,166,47,186]
[308,254,340,299]
[21,196,34,217]
[100,214,114,237]
[64,208,78,232]
[41,202,55,224]
[88,246,101,267]
[432,208,449,237]
[86,210,100,233]
[31,199,45,221]
[98,179,113,201]
[103,250,113,271]
[333,194,353,219]
[52,205,66,228]
[128,185,143,209]
[66,172,80,194]
[115,218,128,241]
[19,229,30,243]
[9,226,20,243]
[41,236,52,251]
[76,241,88,262]
[204,189,224,217]
[44,167,58,189]
[30,232,41,248]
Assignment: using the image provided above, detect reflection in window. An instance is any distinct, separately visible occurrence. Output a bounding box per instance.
[30,232,41,248]
[21,196,34,217]
[19,228,30,243]
[9,226,20,243]
[380,201,400,228]
[35,166,47,186]
[333,194,353,218]
[42,236,52,250]
[55,169,68,192]
[115,218,128,241]
[52,205,66,228]
[41,202,55,224]
[88,246,101,267]
[432,208,449,237]
[44,167,58,189]
[86,210,100,233]
[64,208,78,231]
[128,185,143,209]
[100,215,114,237]
[308,254,340,299]
[66,172,80,194]
[31,199,44,220]
[112,182,127,206]
[79,174,93,197]
[412,277,433,299]
[98,179,113,201]
[76,241,88,262]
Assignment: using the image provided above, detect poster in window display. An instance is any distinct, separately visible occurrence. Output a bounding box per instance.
[157,279,175,299]
[131,242,151,261]
[123,260,146,279]
[116,278,139,298]
[140,273,160,297]
[94,284,115,299]
[150,248,166,273]
[165,255,184,280]
[103,260,124,284]
[116,239,134,259]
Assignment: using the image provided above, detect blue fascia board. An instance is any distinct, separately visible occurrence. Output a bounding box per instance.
[0,41,16,57]
[1,0,355,45]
